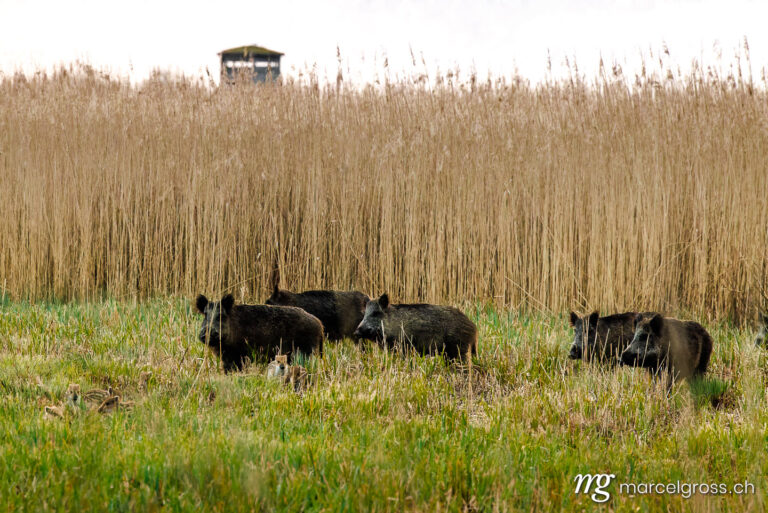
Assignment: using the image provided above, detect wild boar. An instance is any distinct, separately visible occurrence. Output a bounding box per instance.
[265,269,369,341]
[195,294,323,372]
[352,293,477,360]
[266,354,289,380]
[568,310,637,363]
[620,312,713,385]
[266,355,307,392]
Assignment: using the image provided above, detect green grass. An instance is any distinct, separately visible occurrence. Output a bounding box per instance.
[0,299,766,512]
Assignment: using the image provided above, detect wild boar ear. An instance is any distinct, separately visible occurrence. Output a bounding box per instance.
[221,294,235,314]
[195,295,208,314]
[588,311,599,326]
[634,313,643,327]
[650,314,664,333]
[272,284,279,296]
[379,293,389,309]
[569,311,579,326]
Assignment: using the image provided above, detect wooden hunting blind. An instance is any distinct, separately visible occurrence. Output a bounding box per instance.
[219,45,283,83]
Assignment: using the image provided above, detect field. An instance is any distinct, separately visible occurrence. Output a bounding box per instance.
[0,59,768,511]
[0,298,765,512]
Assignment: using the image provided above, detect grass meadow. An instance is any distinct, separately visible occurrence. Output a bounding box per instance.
[0,57,767,511]
[0,298,766,512]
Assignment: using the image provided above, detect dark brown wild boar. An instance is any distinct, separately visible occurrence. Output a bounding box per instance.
[352,294,477,360]
[265,268,369,341]
[568,311,637,363]
[195,294,323,372]
[620,312,712,385]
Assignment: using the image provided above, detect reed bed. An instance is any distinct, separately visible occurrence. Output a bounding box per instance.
[1,62,767,320]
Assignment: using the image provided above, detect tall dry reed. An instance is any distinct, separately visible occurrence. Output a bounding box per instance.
[1,62,766,320]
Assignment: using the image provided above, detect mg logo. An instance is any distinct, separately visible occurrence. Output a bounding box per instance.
[573,473,616,503]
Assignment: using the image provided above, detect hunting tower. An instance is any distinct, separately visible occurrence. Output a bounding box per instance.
[219,45,283,83]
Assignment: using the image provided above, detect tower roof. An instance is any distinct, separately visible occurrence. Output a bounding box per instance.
[219,45,284,57]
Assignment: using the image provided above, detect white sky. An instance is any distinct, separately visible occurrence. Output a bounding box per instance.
[1,0,767,85]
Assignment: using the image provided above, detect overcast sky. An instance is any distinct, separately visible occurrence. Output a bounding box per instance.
[1,0,766,84]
